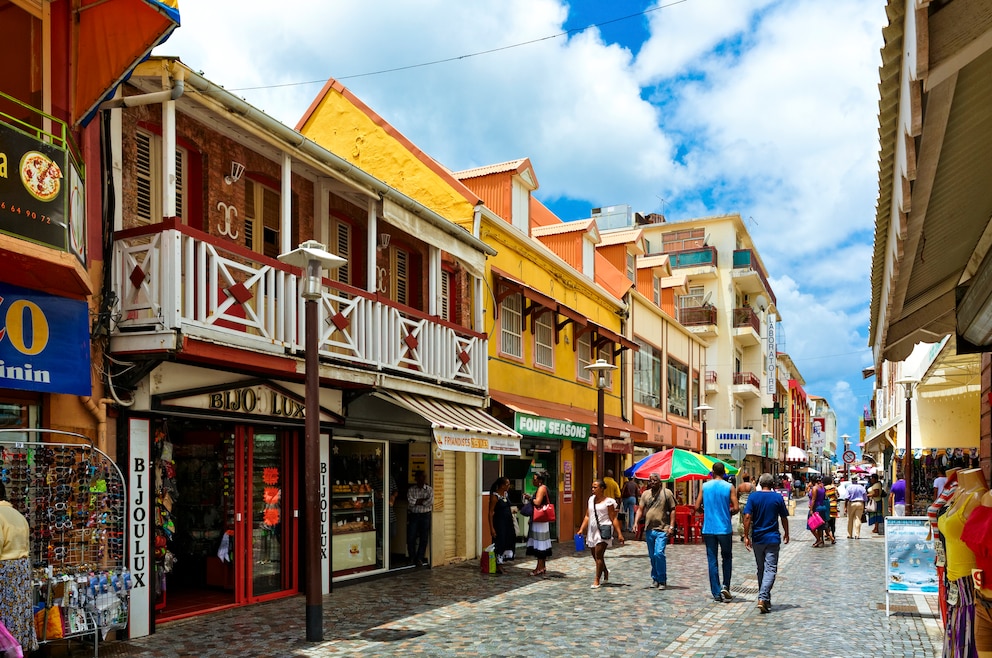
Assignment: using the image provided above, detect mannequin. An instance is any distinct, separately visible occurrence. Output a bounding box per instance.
[961,483,992,657]
[939,468,988,658]
[930,468,962,627]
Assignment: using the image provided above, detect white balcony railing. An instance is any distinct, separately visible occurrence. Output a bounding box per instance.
[112,221,487,391]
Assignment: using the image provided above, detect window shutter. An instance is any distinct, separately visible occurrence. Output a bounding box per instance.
[135,131,154,223]
[440,271,451,321]
[174,147,185,219]
[393,249,408,305]
[334,221,350,285]
[244,179,256,250]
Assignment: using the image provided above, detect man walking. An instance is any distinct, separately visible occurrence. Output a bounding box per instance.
[695,462,738,603]
[621,477,640,533]
[407,470,434,567]
[633,473,677,589]
[742,473,790,613]
[846,476,867,539]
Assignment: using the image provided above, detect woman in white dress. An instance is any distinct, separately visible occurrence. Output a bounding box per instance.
[525,471,553,576]
[576,479,625,588]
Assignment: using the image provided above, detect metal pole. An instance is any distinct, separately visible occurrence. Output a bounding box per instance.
[597,384,605,479]
[905,393,913,512]
[304,261,323,642]
[701,416,707,455]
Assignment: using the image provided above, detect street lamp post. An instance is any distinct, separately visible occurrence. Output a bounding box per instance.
[840,433,851,480]
[896,378,918,513]
[585,358,618,479]
[278,240,346,643]
[694,404,714,455]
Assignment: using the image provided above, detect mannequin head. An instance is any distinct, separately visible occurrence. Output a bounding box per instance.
[957,468,988,494]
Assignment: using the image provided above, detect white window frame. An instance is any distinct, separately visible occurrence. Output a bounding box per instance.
[577,332,592,382]
[626,252,636,282]
[500,293,523,358]
[653,276,661,306]
[135,129,187,224]
[244,178,281,258]
[533,311,554,368]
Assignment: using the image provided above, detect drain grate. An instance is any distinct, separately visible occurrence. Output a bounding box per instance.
[875,603,922,613]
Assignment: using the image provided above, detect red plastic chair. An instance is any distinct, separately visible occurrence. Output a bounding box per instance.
[690,514,704,543]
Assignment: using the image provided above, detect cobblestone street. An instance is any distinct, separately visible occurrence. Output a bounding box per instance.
[76,507,941,658]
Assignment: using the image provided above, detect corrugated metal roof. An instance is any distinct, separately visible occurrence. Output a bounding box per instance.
[531,218,596,237]
[453,159,528,180]
[598,228,642,246]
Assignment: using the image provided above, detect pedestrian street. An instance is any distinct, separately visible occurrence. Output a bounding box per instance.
[92,511,942,658]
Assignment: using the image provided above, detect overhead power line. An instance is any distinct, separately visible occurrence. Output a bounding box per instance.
[228,0,689,92]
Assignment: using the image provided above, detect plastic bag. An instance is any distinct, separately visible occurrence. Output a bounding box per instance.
[0,620,23,658]
[479,544,497,574]
[35,606,64,641]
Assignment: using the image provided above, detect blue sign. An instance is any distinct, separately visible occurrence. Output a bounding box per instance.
[0,281,91,395]
[884,516,937,594]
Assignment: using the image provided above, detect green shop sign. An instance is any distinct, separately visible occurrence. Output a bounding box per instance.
[514,413,590,442]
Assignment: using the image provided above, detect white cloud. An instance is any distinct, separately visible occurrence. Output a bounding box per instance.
[155,0,887,438]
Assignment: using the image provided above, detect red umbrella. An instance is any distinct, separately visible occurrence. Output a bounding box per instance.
[630,448,739,482]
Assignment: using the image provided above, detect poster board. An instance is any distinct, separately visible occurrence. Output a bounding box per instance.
[884,516,938,615]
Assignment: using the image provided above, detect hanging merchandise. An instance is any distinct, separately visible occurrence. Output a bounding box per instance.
[152,422,179,610]
[0,429,130,656]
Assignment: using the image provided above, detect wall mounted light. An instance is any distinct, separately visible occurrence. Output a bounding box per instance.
[377,233,391,251]
[224,161,246,185]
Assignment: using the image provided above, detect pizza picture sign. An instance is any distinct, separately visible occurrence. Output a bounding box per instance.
[0,122,72,252]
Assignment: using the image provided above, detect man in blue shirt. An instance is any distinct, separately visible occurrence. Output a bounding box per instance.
[742,473,790,613]
[694,462,738,603]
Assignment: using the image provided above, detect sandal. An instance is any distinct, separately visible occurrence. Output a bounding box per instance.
[529,568,546,576]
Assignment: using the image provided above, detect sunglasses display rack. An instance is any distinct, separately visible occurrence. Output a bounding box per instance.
[0,433,128,657]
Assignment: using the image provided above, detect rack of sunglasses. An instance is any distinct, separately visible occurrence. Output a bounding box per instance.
[0,431,129,656]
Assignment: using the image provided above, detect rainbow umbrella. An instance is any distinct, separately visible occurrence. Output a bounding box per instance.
[626,448,739,482]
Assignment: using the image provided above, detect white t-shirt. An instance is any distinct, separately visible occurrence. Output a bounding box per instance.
[933,476,948,498]
[837,481,850,500]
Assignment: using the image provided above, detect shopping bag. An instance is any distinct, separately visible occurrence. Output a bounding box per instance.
[575,533,586,552]
[520,500,534,517]
[0,620,23,658]
[479,544,497,574]
[533,503,556,523]
[806,512,825,531]
[34,605,64,640]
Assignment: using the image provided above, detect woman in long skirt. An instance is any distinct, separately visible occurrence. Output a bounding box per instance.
[0,482,39,653]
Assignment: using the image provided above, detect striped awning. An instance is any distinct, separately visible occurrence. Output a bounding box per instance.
[375,391,521,456]
[785,446,808,463]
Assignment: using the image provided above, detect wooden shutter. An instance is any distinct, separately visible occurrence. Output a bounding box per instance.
[392,248,408,306]
[440,270,451,320]
[333,220,350,285]
[174,148,185,219]
[135,131,154,224]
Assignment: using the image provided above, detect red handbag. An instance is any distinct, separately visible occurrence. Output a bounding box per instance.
[533,503,556,523]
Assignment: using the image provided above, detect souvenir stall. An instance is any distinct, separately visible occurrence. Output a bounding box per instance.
[0,429,130,657]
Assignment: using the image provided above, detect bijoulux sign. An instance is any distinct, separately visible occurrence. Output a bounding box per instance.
[156,381,338,423]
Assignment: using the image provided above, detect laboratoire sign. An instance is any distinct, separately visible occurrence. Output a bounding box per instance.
[514,412,591,441]
[0,281,91,395]
[0,122,85,263]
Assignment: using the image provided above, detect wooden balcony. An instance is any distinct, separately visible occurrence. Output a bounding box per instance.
[110,221,487,391]
[679,305,718,339]
[732,306,761,346]
[731,371,761,398]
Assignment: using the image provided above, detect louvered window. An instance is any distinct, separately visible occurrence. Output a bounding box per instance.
[500,293,522,358]
[653,276,661,305]
[440,270,451,321]
[133,129,186,224]
[392,248,408,306]
[577,333,592,382]
[332,220,351,285]
[626,252,636,282]
[244,179,281,258]
[534,311,553,367]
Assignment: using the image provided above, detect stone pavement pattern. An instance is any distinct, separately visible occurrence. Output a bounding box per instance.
[69,514,942,658]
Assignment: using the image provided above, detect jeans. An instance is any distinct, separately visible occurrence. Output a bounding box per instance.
[703,533,733,599]
[407,512,431,562]
[753,542,780,603]
[645,528,670,584]
[622,497,637,531]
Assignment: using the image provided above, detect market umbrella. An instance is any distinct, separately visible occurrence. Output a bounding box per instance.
[626,448,739,482]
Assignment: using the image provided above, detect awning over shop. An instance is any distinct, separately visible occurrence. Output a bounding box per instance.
[375,391,521,456]
[74,0,181,125]
[490,390,645,454]
[859,416,902,454]
[784,446,808,463]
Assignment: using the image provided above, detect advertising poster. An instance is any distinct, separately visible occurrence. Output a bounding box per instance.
[884,516,938,595]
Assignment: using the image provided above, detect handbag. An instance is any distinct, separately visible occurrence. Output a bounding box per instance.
[593,499,613,540]
[533,503,556,523]
[480,544,497,574]
[520,500,534,517]
[865,498,877,513]
[807,511,825,531]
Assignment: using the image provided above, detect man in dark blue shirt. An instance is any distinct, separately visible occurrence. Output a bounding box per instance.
[742,473,790,613]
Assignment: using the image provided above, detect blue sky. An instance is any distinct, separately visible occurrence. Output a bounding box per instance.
[156,0,888,458]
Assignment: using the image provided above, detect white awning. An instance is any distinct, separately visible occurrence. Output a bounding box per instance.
[785,446,808,462]
[859,416,902,454]
[375,391,521,456]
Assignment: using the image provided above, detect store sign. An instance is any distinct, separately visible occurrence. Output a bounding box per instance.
[514,412,590,442]
[0,281,91,395]
[434,429,521,456]
[0,122,86,262]
[157,381,339,423]
[766,318,776,394]
[714,430,753,455]
[128,418,151,639]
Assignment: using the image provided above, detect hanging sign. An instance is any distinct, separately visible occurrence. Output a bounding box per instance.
[766,318,776,394]
[0,281,91,395]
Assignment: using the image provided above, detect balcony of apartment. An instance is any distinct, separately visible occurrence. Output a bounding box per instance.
[109,220,488,392]
[705,369,718,393]
[731,306,761,346]
[679,305,718,339]
[730,371,761,399]
[668,246,718,279]
[732,249,776,306]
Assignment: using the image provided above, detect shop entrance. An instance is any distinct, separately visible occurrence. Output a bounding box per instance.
[155,422,297,621]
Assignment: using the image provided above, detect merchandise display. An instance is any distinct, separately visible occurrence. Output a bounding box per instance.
[0,437,129,655]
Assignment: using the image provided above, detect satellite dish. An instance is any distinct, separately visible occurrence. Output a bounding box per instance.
[702,291,712,306]
[754,294,768,312]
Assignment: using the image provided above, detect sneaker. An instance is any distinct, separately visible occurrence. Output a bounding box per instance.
[757,599,770,614]
[713,597,724,603]
[658,582,667,591]
[720,587,733,601]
